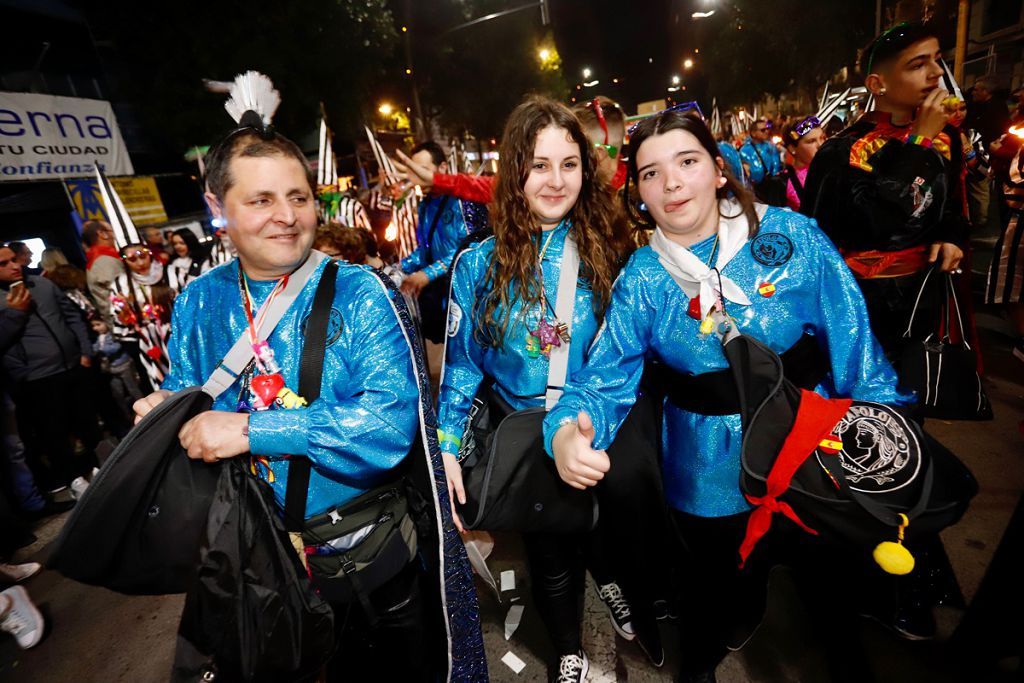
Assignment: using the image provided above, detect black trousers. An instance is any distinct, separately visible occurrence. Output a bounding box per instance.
[322,561,429,682]
[12,367,101,489]
[672,510,775,677]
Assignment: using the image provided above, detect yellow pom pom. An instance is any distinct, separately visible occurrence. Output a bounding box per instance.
[873,540,916,575]
[699,317,715,335]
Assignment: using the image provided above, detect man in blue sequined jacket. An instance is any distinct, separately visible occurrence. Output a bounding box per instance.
[133,125,486,682]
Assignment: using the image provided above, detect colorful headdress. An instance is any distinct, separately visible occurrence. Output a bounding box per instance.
[627,100,704,137]
[94,165,142,250]
[223,71,281,139]
[786,116,821,143]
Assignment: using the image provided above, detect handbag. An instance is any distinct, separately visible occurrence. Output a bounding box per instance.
[728,328,977,572]
[899,266,993,421]
[457,233,598,534]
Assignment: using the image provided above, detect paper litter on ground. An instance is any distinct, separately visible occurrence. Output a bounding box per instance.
[504,604,525,640]
[501,650,527,674]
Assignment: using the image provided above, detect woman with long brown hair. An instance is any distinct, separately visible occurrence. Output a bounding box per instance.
[546,109,908,681]
[436,95,630,682]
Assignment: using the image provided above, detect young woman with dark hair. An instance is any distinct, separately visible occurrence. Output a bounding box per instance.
[781,116,826,211]
[167,227,212,292]
[437,95,642,682]
[546,109,908,681]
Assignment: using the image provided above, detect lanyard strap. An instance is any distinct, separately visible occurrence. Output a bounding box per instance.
[202,252,328,400]
[545,233,579,410]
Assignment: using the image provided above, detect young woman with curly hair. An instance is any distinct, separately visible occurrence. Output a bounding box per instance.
[436,95,656,682]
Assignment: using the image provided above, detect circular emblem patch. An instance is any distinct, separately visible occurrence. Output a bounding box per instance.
[750,233,794,267]
[815,402,921,494]
[300,308,344,346]
[447,301,463,337]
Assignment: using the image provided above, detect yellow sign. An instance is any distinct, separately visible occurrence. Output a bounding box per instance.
[110,176,167,224]
[66,176,167,225]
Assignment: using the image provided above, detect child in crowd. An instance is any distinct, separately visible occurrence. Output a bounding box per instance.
[90,316,143,423]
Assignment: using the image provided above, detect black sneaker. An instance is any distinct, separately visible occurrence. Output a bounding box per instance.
[554,651,588,683]
[635,621,665,668]
[596,582,635,641]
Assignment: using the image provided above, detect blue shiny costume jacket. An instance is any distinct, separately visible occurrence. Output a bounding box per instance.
[544,207,909,518]
[718,142,745,184]
[163,259,417,516]
[400,193,487,282]
[437,220,599,456]
[740,138,783,184]
[162,256,488,680]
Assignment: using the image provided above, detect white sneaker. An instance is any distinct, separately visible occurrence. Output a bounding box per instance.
[597,581,635,640]
[0,586,44,649]
[0,562,42,583]
[69,476,89,500]
[555,651,588,683]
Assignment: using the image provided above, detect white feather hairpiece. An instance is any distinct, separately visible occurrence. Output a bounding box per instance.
[224,71,281,127]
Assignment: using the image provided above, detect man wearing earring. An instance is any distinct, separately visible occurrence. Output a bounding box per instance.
[800,21,969,644]
[801,22,968,363]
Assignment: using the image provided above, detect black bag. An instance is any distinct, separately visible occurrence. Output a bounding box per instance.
[173,260,342,682]
[172,461,335,683]
[48,386,221,595]
[728,330,977,565]
[283,261,417,621]
[899,267,993,420]
[457,383,598,534]
[301,481,417,608]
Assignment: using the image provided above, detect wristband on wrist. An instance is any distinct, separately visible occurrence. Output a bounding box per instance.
[906,134,933,148]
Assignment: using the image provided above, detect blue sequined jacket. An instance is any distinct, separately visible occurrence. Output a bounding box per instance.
[436,220,600,456]
[740,138,784,184]
[400,193,488,282]
[544,206,910,517]
[162,258,419,517]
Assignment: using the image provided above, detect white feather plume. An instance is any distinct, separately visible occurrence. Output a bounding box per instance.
[224,71,281,126]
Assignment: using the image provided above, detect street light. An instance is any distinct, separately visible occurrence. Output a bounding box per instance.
[582,67,592,79]
[378,103,393,115]
[538,48,550,61]
[692,10,715,18]
[684,58,694,69]
[672,75,680,85]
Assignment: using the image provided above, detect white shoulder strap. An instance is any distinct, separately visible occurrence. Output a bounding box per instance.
[201,252,327,399]
[545,234,580,410]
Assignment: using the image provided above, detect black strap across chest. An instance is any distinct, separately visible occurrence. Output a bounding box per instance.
[283,260,338,531]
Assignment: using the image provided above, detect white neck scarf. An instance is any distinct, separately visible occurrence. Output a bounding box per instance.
[131,259,164,287]
[649,198,764,320]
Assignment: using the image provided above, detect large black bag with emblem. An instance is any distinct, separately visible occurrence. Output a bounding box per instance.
[726,328,977,570]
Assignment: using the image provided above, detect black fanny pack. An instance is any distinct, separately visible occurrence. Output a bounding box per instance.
[302,480,416,612]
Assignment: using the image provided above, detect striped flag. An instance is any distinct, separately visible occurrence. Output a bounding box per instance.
[364,126,419,258]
